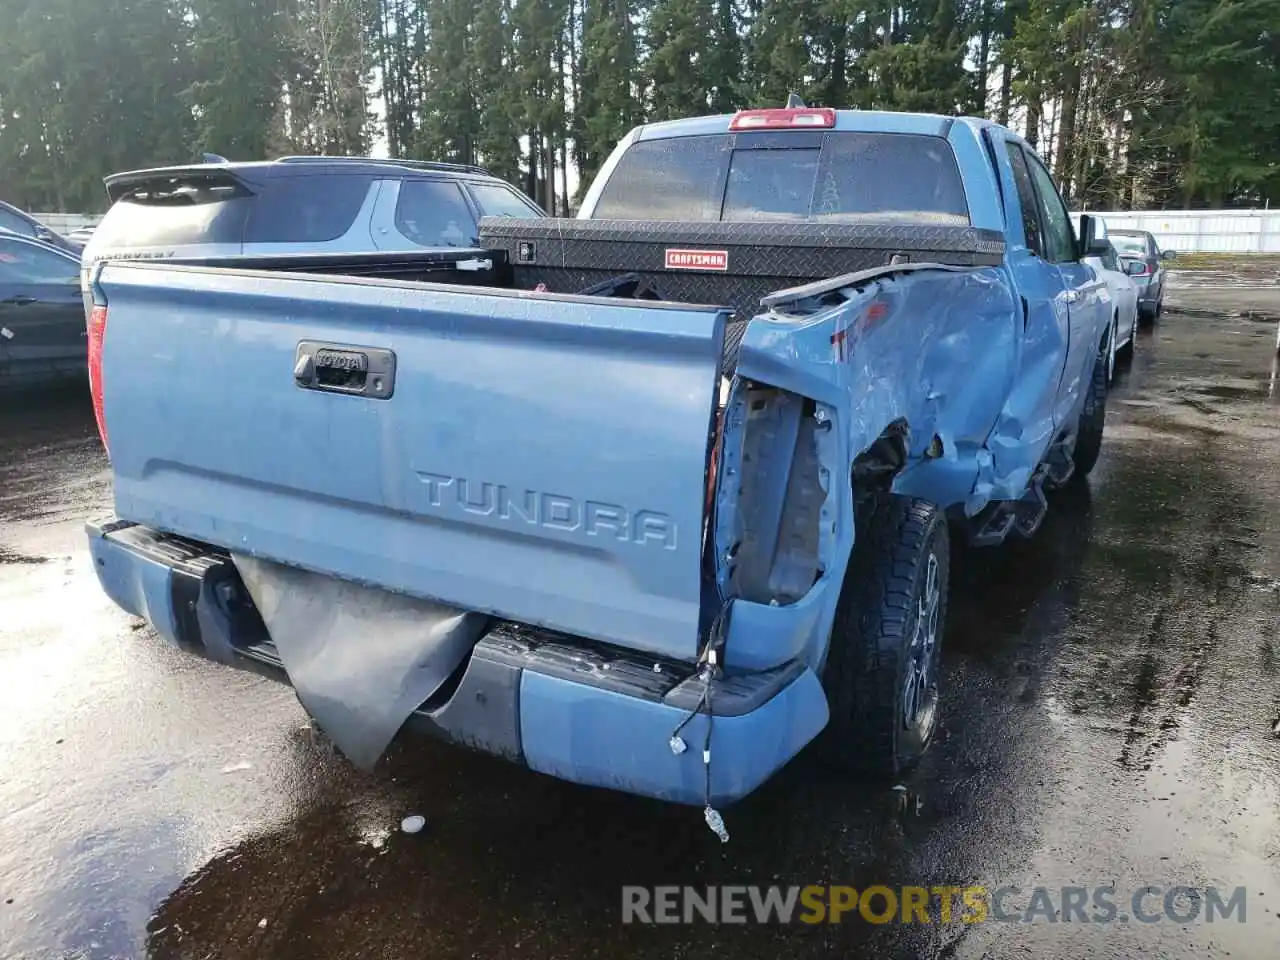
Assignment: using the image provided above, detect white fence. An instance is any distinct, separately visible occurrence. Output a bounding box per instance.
[31,212,102,235]
[1075,208,1280,254]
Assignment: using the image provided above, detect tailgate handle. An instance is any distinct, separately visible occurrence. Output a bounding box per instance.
[294,341,396,400]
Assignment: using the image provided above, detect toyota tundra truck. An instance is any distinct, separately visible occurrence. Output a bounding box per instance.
[84,106,1115,822]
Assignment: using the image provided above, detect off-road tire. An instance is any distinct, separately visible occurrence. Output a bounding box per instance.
[820,494,950,776]
[1072,338,1109,477]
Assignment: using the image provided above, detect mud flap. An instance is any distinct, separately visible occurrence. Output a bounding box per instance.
[232,554,487,770]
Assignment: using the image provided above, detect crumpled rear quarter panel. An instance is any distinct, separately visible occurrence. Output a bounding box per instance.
[717,266,1022,671]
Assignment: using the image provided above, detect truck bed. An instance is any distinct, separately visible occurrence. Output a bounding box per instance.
[479,217,1006,367]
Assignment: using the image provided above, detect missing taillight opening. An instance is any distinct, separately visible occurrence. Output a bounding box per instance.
[87,305,109,453]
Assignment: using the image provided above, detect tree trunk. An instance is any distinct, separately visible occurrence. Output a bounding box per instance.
[544,136,556,213]
[1026,100,1040,149]
[998,62,1012,125]
[526,128,539,202]
[976,0,990,115]
[1055,67,1079,199]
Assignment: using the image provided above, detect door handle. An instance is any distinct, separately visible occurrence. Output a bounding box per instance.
[294,341,397,400]
[1063,291,1081,304]
[1,296,36,306]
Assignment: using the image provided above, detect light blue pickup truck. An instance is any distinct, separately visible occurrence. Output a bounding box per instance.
[85,105,1115,823]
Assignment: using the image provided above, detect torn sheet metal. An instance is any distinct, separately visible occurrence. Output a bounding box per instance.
[232,554,487,770]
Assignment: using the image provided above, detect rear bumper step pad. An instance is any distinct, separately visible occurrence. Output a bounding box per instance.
[88,519,829,805]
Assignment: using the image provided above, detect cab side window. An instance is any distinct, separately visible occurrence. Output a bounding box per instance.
[1004,144,1044,258]
[1024,151,1077,263]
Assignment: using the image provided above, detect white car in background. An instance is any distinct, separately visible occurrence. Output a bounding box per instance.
[1075,216,1138,381]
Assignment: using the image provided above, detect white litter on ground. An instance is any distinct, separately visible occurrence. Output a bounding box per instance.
[400,815,426,834]
[221,761,253,774]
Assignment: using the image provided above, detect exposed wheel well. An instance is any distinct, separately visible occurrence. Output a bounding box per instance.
[853,420,909,502]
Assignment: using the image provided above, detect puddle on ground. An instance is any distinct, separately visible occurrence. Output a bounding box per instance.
[1234,310,1280,324]
[0,545,48,565]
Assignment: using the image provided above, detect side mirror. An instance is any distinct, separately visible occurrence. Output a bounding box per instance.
[1078,214,1110,257]
[1124,260,1144,276]
[1161,249,1177,261]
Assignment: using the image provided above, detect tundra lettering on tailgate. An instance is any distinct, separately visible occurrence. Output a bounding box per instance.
[664,248,728,272]
[416,472,677,549]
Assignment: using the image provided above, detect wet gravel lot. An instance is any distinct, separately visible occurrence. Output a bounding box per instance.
[2,272,1279,960]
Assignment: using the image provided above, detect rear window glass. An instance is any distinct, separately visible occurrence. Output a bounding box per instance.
[395,179,477,247]
[595,131,969,224]
[723,149,819,220]
[93,174,252,249]
[592,136,732,220]
[469,182,543,218]
[1110,234,1149,257]
[245,174,372,244]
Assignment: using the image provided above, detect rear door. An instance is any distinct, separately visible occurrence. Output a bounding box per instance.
[989,134,1072,449]
[0,237,85,381]
[371,178,481,251]
[1022,148,1107,421]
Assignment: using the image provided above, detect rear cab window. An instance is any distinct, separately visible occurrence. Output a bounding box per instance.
[593,130,970,224]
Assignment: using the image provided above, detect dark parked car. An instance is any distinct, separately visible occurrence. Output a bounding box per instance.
[1110,228,1175,323]
[0,200,83,255]
[0,234,86,387]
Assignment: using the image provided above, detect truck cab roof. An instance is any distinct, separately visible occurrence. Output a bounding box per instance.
[632,108,969,142]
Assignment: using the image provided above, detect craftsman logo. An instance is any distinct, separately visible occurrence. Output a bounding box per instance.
[665,248,729,272]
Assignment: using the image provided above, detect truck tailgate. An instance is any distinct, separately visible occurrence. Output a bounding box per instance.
[94,263,727,661]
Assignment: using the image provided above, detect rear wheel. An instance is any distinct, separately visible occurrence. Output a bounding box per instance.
[821,494,950,776]
[1072,335,1109,477]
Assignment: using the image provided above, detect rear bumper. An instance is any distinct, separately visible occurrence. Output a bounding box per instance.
[88,519,829,806]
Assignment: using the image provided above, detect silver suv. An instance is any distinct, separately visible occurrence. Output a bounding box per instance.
[82,156,545,275]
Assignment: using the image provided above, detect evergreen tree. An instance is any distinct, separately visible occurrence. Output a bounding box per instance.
[473,0,523,182]
[646,0,716,120]
[744,0,819,106]
[416,0,479,162]
[186,0,285,160]
[577,0,642,185]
